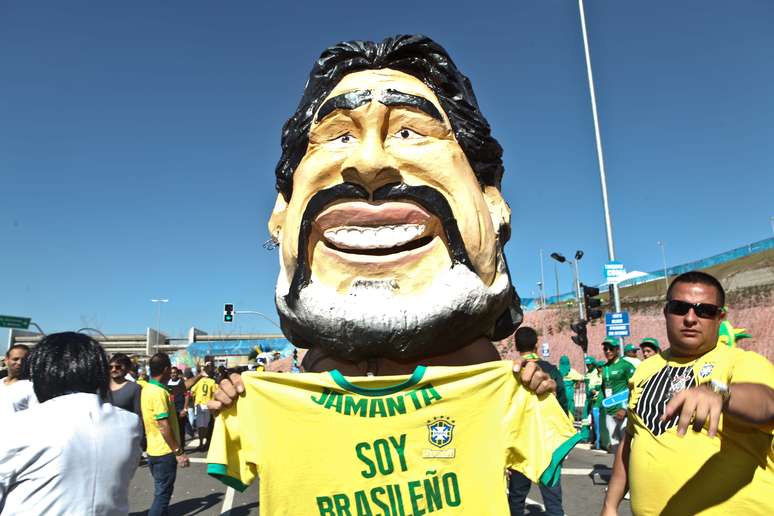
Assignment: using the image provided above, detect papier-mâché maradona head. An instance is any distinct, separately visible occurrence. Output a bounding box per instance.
[268,35,522,363]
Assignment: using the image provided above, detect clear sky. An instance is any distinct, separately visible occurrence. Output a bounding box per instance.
[2,1,772,341]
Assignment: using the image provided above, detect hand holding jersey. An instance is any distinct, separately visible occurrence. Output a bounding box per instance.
[206,361,578,514]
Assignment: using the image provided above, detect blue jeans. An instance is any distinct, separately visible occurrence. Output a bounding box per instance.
[148,453,177,516]
[508,470,564,516]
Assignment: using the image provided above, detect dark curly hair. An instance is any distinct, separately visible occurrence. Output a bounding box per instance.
[275,34,504,200]
[27,332,110,403]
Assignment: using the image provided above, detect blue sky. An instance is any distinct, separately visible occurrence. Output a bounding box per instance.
[2,1,772,340]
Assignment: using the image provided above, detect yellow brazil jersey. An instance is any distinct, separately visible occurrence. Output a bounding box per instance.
[207,361,580,515]
[627,344,774,515]
[192,377,218,406]
[141,379,180,457]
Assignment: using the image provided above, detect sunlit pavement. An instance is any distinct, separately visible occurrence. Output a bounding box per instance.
[128,440,632,515]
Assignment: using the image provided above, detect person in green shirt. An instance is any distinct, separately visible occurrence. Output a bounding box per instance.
[558,355,583,420]
[581,356,602,442]
[601,337,636,453]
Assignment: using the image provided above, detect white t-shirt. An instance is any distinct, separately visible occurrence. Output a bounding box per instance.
[0,392,142,515]
[623,356,642,368]
[0,378,38,418]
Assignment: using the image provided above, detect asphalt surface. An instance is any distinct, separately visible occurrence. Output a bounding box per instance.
[128,440,631,515]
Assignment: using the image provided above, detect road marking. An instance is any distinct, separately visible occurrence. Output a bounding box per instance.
[563,468,594,475]
[221,487,235,514]
[525,496,545,510]
[189,458,207,463]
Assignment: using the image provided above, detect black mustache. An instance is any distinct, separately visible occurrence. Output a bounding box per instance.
[285,182,474,307]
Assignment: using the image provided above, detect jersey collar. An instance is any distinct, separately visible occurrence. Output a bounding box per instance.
[329,366,427,397]
[149,378,170,391]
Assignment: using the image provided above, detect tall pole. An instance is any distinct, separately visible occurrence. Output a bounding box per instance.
[150,299,168,350]
[770,216,774,236]
[554,262,560,302]
[578,0,621,314]
[539,249,547,308]
[657,241,669,296]
[572,260,585,320]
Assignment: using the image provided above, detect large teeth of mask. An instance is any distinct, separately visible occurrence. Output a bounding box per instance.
[323,224,426,250]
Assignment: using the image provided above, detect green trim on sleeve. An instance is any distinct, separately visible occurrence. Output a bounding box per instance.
[330,365,426,396]
[539,433,583,487]
[207,463,248,492]
[153,412,169,420]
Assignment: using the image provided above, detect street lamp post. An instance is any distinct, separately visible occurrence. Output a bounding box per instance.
[235,310,283,331]
[150,299,169,349]
[578,0,622,314]
[770,216,774,236]
[551,251,585,321]
[657,241,669,296]
[539,249,547,308]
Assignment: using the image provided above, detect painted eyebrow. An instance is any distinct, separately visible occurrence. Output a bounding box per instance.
[315,90,373,123]
[379,89,444,122]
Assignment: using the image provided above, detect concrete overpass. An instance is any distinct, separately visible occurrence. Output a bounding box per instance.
[7,327,286,358]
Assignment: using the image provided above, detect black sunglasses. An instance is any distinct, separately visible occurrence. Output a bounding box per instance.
[665,300,724,319]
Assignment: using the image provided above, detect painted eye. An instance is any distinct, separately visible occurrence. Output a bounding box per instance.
[331,133,356,145]
[396,128,422,140]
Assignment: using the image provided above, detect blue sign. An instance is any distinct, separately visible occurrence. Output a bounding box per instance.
[605,312,630,325]
[605,311,631,337]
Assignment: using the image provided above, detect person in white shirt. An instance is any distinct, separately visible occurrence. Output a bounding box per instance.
[622,343,642,368]
[0,344,38,418]
[0,332,142,516]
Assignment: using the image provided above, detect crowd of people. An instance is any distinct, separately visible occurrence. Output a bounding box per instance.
[0,338,226,515]
[0,271,772,515]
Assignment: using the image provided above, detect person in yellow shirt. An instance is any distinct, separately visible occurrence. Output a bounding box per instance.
[190,361,218,451]
[141,353,190,516]
[602,271,774,515]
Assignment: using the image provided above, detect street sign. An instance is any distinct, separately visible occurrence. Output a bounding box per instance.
[605,311,630,337]
[0,315,31,330]
[604,261,627,283]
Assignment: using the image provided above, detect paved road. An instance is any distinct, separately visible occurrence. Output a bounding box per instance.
[128,442,631,515]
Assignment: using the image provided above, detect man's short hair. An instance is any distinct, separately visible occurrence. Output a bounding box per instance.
[27,332,109,403]
[6,343,30,357]
[148,353,171,377]
[666,270,726,307]
[514,326,539,353]
[109,353,132,371]
[276,34,504,200]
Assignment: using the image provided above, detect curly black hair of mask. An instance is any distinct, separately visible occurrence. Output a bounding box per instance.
[27,331,110,403]
[275,34,504,200]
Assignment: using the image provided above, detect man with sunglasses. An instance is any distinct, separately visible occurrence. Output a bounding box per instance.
[602,271,774,516]
[108,353,142,417]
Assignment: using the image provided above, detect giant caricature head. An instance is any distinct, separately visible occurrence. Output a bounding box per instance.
[269,35,521,362]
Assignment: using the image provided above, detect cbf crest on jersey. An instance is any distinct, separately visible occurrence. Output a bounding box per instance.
[699,363,715,379]
[427,417,455,448]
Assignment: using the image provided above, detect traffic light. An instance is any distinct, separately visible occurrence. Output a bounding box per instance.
[224,303,234,323]
[571,320,588,352]
[582,284,603,320]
